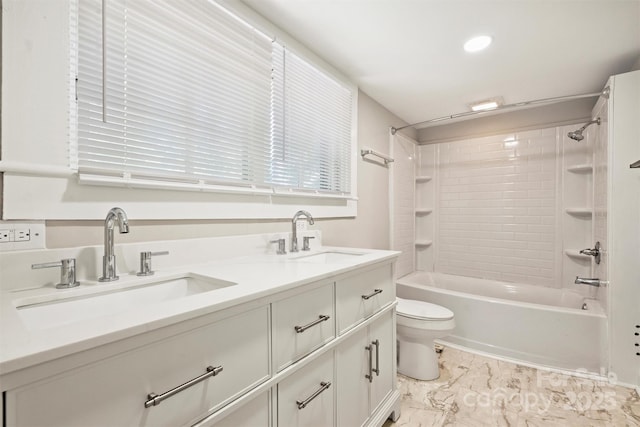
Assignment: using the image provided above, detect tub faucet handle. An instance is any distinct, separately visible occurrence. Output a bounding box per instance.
[579,241,601,264]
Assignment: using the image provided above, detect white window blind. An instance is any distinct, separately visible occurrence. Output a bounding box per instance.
[75,0,354,196]
[271,43,353,194]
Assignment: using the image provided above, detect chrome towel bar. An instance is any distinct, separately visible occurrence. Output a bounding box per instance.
[361,148,394,165]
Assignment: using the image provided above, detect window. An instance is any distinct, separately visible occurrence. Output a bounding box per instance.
[75,0,354,197]
[271,44,353,195]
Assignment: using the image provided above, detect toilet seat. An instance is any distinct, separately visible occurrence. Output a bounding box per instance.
[396,297,454,321]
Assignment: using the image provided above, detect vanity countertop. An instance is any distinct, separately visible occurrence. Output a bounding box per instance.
[0,246,398,376]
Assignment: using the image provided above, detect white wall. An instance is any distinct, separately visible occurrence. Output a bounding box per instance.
[606,70,640,388]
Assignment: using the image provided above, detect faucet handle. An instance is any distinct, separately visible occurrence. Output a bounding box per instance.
[137,251,169,276]
[579,241,601,264]
[302,236,315,251]
[270,239,286,255]
[32,258,80,289]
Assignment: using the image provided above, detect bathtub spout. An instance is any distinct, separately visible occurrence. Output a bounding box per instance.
[575,276,602,287]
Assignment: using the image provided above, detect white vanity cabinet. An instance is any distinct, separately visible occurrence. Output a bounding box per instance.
[336,310,395,427]
[2,255,399,427]
[272,280,335,372]
[277,350,335,427]
[335,263,394,335]
[5,306,270,427]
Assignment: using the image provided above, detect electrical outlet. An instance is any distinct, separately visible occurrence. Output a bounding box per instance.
[15,228,31,241]
[0,222,45,251]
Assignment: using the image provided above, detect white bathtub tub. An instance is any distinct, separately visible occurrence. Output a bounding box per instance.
[396,271,607,374]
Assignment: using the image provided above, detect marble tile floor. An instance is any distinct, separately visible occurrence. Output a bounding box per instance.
[384,347,640,426]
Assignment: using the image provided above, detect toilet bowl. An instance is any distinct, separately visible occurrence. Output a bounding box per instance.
[396,297,455,381]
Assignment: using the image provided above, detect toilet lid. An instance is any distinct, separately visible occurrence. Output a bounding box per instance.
[396,297,454,320]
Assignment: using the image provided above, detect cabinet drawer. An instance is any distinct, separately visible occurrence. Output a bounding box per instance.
[273,281,335,371]
[278,351,335,427]
[336,263,394,334]
[201,391,271,427]
[6,306,270,427]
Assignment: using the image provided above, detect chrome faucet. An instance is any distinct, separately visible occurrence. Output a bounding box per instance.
[291,210,314,253]
[99,207,130,282]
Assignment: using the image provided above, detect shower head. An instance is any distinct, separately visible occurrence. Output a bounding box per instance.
[567,130,584,141]
[567,130,585,141]
[567,117,601,141]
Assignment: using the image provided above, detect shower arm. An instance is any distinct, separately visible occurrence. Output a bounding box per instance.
[575,117,601,133]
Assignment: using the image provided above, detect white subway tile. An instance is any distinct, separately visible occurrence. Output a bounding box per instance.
[502,224,528,232]
[392,125,567,287]
[527,207,555,216]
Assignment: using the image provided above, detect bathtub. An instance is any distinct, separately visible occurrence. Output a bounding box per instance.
[396,271,607,374]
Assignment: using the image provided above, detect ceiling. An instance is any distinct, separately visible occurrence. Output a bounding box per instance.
[242,0,640,129]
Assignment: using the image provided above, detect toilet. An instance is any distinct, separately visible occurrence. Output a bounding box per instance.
[396,297,455,381]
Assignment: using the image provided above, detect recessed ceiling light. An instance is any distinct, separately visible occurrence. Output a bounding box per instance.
[469,96,504,112]
[464,35,492,53]
[471,101,498,111]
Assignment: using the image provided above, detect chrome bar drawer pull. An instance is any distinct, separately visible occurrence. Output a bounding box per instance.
[361,289,383,300]
[365,344,374,383]
[296,381,331,410]
[372,339,380,376]
[294,315,330,333]
[144,365,223,408]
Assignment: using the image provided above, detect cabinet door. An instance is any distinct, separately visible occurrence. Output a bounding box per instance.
[278,351,335,427]
[335,263,394,334]
[6,306,270,427]
[369,311,395,413]
[273,281,335,371]
[335,327,369,427]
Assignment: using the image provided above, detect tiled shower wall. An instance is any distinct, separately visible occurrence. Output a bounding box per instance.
[592,99,609,310]
[392,124,595,289]
[432,128,560,287]
[391,133,416,278]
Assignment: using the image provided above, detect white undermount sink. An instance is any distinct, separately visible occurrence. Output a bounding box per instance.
[291,250,366,263]
[14,274,236,331]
